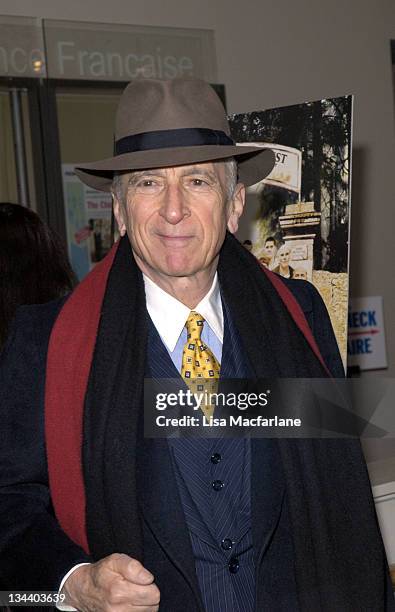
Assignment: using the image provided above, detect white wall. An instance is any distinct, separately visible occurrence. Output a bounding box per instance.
[1,0,394,459]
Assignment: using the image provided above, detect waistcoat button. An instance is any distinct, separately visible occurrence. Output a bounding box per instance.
[228,557,240,573]
[210,452,222,464]
[221,538,233,550]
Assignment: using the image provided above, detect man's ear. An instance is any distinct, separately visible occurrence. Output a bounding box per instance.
[227,183,246,234]
[112,193,127,236]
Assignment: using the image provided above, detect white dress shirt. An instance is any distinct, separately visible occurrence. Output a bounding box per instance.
[144,271,223,350]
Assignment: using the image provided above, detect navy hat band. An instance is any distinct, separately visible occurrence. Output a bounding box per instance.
[115,128,235,155]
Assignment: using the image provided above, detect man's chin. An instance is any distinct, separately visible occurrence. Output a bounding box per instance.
[159,265,199,279]
[156,255,202,278]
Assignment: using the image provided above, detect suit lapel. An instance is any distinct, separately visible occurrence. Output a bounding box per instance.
[220,297,253,379]
[137,436,204,606]
[221,299,285,562]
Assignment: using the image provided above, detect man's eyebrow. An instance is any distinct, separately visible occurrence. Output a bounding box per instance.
[127,169,166,186]
[178,166,219,181]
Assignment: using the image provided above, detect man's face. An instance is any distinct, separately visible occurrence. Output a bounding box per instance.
[293,268,307,280]
[264,240,275,258]
[113,161,245,281]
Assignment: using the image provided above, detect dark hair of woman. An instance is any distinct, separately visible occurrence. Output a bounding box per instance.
[0,203,77,349]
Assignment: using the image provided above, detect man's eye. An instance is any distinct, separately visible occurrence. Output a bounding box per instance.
[188,178,210,188]
[134,178,161,191]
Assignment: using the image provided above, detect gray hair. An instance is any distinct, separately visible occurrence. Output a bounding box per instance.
[111,171,127,204]
[222,157,238,201]
[111,157,238,205]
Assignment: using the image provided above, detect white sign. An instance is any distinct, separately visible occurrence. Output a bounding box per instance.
[0,16,217,82]
[347,296,388,371]
[45,20,217,81]
[238,143,301,195]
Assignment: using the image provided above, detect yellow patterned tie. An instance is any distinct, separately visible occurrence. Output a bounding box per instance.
[181,311,221,420]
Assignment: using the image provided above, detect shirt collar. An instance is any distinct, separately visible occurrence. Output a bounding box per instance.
[143,272,224,352]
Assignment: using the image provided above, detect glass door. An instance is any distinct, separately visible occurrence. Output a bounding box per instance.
[0,85,37,210]
[55,85,123,279]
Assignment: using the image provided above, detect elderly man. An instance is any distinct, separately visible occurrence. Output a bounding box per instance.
[0,78,392,612]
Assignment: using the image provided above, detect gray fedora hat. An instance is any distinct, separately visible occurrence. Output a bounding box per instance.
[74,78,275,192]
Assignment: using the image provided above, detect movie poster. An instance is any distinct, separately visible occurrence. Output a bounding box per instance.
[62,164,113,280]
[229,96,352,366]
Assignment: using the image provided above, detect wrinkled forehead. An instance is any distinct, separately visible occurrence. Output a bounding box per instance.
[122,160,226,184]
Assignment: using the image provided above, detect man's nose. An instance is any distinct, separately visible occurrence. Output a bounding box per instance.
[159,184,189,224]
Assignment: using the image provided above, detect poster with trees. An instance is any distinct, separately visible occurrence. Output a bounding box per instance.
[229,96,352,366]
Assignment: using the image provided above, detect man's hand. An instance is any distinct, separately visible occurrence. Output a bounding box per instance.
[62,553,160,611]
